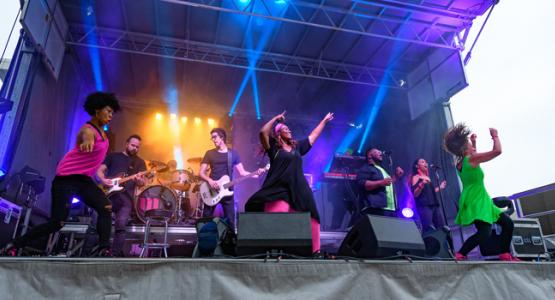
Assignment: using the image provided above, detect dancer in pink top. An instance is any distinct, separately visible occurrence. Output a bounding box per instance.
[1,92,121,256]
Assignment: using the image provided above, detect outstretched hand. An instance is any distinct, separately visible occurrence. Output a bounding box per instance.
[79,140,95,152]
[323,112,334,123]
[275,111,286,122]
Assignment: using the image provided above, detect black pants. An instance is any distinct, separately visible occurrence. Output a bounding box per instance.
[202,195,235,230]
[458,213,514,256]
[14,175,112,250]
[417,205,445,233]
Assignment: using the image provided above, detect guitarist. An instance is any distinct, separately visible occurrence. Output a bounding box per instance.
[357,147,404,217]
[199,128,258,230]
[96,134,147,257]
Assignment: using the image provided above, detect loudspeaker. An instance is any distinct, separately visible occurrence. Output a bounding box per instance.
[422,227,453,258]
[236,212,312,256]
[339,215,426,258]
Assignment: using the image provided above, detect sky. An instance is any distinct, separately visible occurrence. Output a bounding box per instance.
[0,1,21,65]
[1,1,553,196]
[451,0,555,196]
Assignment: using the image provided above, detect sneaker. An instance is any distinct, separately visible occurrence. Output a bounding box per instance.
[455,252,467,261]
[499,252,521,261]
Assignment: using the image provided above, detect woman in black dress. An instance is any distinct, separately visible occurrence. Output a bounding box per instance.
[245,111,334,253]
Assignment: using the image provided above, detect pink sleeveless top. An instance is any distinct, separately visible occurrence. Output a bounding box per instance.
[56,123,109,177]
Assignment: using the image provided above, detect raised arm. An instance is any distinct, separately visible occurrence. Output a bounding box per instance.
[308,112,334,146]
[468,128,502,167]
[259,111,285,150]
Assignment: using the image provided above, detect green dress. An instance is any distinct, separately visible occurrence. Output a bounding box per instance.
[455,156,502,226]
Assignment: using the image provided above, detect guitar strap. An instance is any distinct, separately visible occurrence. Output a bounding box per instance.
[227,150,233,178]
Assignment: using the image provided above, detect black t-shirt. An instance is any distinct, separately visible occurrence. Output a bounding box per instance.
[103,152,147,194]
[411,178,439,206]
[245,137,320,222]
[201,149,241,180]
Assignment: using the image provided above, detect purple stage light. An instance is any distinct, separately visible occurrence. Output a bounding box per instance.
[401,207,414,218]
[71,197,80,204]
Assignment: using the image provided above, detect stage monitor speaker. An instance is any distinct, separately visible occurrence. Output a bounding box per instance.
[339,215,426,258]
[236,212,312,256]
[422,228,453,259]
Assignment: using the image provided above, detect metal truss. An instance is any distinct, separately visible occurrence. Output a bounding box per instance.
[66,24,408,88]
[160,0,476,50]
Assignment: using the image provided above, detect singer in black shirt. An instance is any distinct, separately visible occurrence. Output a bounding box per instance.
[410,158,447,232]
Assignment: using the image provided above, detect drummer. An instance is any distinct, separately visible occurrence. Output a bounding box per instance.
[157,159,191,191]
[156,160,177,185]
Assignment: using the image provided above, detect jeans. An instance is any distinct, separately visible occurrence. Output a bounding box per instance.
[203,195,235,230]
[14,175,112,250]
[110,191,134,256]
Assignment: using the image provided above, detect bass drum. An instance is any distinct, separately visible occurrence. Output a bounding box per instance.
[134,185,177,223]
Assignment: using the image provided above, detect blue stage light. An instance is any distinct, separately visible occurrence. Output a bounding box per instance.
[82,1,104,90]
[71,197,81,204]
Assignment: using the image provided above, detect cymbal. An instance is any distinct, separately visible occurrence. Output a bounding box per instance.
[187,157,202,164]
[148,160,168,171]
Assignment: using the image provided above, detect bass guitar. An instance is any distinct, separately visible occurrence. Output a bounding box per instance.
[199,164,269,206]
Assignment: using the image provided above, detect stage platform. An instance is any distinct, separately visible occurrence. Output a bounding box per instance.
[0,257,553,300]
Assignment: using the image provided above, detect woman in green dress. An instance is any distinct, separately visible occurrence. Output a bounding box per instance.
[443,124,519,261]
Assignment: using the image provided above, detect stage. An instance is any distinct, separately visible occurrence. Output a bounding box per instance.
[0,257,553,299]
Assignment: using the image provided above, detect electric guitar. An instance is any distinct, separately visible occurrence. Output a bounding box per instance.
[102,166,165,195]
[199,164,270,206]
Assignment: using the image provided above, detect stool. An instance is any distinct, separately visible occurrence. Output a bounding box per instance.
[140,209,172,258]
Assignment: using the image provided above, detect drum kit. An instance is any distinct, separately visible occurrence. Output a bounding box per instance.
[133,157,205,225]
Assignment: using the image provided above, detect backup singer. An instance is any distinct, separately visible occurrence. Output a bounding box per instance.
[96,134,147,257]
[199,128,259,230]
[443,124,519,261]
[1,92,121,256]
[245,111,334,254]
[357,148,404,217]
[410,158,447,232]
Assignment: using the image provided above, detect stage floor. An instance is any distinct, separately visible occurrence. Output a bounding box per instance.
[0,257,553,300]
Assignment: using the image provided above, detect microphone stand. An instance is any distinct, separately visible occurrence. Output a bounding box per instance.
[433,167,455,257]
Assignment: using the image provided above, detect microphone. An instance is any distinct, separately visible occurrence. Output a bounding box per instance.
[430,164,441,170]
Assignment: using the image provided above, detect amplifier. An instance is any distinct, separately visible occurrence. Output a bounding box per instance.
[0,197,23,246]
[511,218,548,259]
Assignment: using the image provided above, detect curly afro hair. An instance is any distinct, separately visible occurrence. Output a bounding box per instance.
[83,92,121,116]
[443,123,471,158]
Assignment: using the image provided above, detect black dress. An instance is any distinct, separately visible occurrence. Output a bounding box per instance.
[245,137,320,222]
